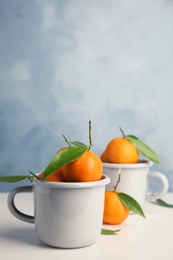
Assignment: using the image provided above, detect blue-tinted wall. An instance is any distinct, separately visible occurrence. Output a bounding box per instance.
[0,0,173,192]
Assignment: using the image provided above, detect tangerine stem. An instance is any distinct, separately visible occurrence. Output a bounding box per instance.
[88,120,92,151]
[119,127,125,138]
[62,134,71,147]
[114,167,121,192]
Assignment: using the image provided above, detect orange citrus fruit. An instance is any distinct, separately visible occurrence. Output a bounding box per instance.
[38,146,68,182]
[63,150,103,182]
[38,168,67,182]
[100,150,108,163]
[56,146,67,154]
[103,190,130,224]
[102,137,138,164]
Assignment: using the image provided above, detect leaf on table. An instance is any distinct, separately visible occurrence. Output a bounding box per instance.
[101,229,121,235]
[126,135,161,164]
[118,192,146,218]
[152,199,173,208]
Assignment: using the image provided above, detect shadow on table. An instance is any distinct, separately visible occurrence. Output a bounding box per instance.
[0,226,47,248]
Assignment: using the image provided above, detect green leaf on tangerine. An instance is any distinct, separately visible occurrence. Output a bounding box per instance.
[0,175,31,183]
[118,192,146,218]
[69,141,88,147]
[101,229,121,235]
[43,145,87,180]
[126,135,161,164]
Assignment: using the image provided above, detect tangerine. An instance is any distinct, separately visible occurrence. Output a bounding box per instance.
[38,168,67,182]
[100,150,108,163]
[56,146,67,154]
[38,146,68,182]
[103,137,138,164]
[103,190,130,224]
[63,150,103,182]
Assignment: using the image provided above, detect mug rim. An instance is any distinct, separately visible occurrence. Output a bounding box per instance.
[33,174,110,189]
[103,159,153,169]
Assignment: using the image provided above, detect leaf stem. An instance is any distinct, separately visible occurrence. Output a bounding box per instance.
[28,171,38,179]
[62,134,71,147]
[119,127,126,138]
[88,120,92,151]
[114,167,121,192]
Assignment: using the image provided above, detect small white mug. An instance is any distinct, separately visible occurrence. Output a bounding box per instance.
[7,175,110,248]
[103,160,169,209]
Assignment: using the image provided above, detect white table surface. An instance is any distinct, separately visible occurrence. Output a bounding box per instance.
[0,192,173,260]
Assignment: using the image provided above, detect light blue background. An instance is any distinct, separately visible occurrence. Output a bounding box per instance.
[0,0,173,192]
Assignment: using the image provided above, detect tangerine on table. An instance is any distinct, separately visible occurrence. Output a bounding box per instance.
[103,190,130,224]
[102,137,138,164]
[63,150,103,182]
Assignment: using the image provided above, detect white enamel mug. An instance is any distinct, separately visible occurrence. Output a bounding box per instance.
[7,175,110,248]
[103,160,169,210]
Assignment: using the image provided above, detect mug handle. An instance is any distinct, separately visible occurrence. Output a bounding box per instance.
[146,171,169,201]
[7,186,34,224]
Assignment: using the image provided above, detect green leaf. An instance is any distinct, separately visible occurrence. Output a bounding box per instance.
[0,175,31,183]
[43,146,87,180]
[101,229,121,235]
[152,199,173,208]
[118,192,146,218]
[126,135,161,164]
[69,141,88,147]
